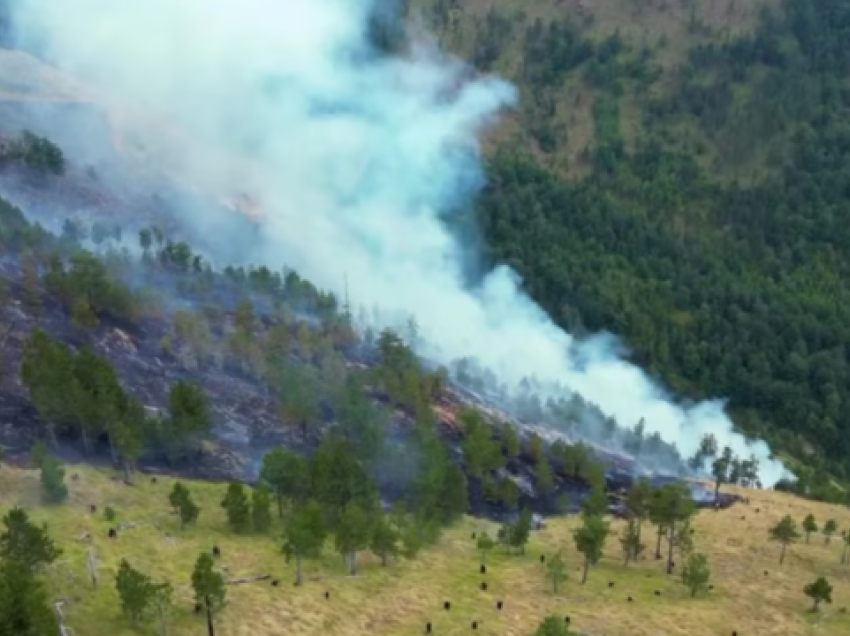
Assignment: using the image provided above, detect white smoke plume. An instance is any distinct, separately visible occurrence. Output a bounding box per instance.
[11,0,791,485]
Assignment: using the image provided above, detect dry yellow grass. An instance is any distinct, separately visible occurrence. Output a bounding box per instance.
[2,464,850,636]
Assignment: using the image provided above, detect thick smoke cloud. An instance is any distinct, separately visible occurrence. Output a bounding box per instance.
[12,0,790,485]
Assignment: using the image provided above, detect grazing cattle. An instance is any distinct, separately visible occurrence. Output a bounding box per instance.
[444,601,451,611]
[480,564,486,575]
[627,597,633,602]
[108,528,117,539]
[325,591,330,600]
[496,601,503,610]
[471,532,476,540]
[756,508,760,513]
[564,617,570,623]
[540,555,546,564]
[608,581,615,588]
[654,590,661,596]
[471,621,478,630]
[90,504,97,514]
[426,622,432,633]
[71,473,79,481]
[764,570,769,576]
[708,585,714,590]
[212,546,221,558]
[194,603,202,614]
[480,582,487,591]
[271,580,279,587]
[741,516,746,520]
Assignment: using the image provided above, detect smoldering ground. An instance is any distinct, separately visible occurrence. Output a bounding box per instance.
[8,0,791,484]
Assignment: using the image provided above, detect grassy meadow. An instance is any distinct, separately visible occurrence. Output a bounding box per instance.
[2,464,849,636]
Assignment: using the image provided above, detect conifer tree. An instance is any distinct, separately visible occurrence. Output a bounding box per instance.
[221,482,251,533]
[251,487,272,533]
[802,514,818,543]
[769,515,801,565]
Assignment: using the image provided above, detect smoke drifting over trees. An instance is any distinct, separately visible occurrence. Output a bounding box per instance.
[9,0,788,483]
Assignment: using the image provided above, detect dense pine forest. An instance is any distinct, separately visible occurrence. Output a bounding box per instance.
[406,0,850,489]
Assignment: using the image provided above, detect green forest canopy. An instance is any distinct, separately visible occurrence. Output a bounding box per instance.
[413,0,850,485]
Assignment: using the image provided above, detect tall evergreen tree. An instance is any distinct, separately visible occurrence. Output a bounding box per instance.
[220,482,251,533]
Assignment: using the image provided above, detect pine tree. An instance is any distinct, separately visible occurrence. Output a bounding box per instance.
[802,514,818,543]
[534,615,574,636]
[115,559,155,625]
[822,519,838,545]
[681,553,711,597]
[546,551,567,593]
[282,500,326,586]
[580,484,608,517]
[221,482,251,533]
[251,487,272,533]
[370,514,400,566]
[191,553,226,625]
[476,531,495,563]
[535,457,556,496]
[39,455,68,504]
[804,576,833,612]
[573,514,610,584]
[769,515,801,565]
[711,446,734,501]
[167,380,211,468]
[259,447,309,518]
[169,482,200,529]
[335,502,372,575]
[620,518,644,565]
[0,507,61,571]
[510,508,533,555]
[0,559,57,635]
[625,479,652,553]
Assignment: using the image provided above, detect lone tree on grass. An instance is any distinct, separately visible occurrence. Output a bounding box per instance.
[115,559,155,626]
[681,553,711,598]
[477,530,495,563]
[769,515,801,565]
[573,514,610,584]
[39,455,68,504]
[804,577,832,612]
[802,514,818,543]
[546,551,567,594]
[191,552,226,636]
[822,519,838,545]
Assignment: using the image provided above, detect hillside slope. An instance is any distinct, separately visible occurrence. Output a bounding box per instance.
[2,464,848,636]
[410,0,850,488]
